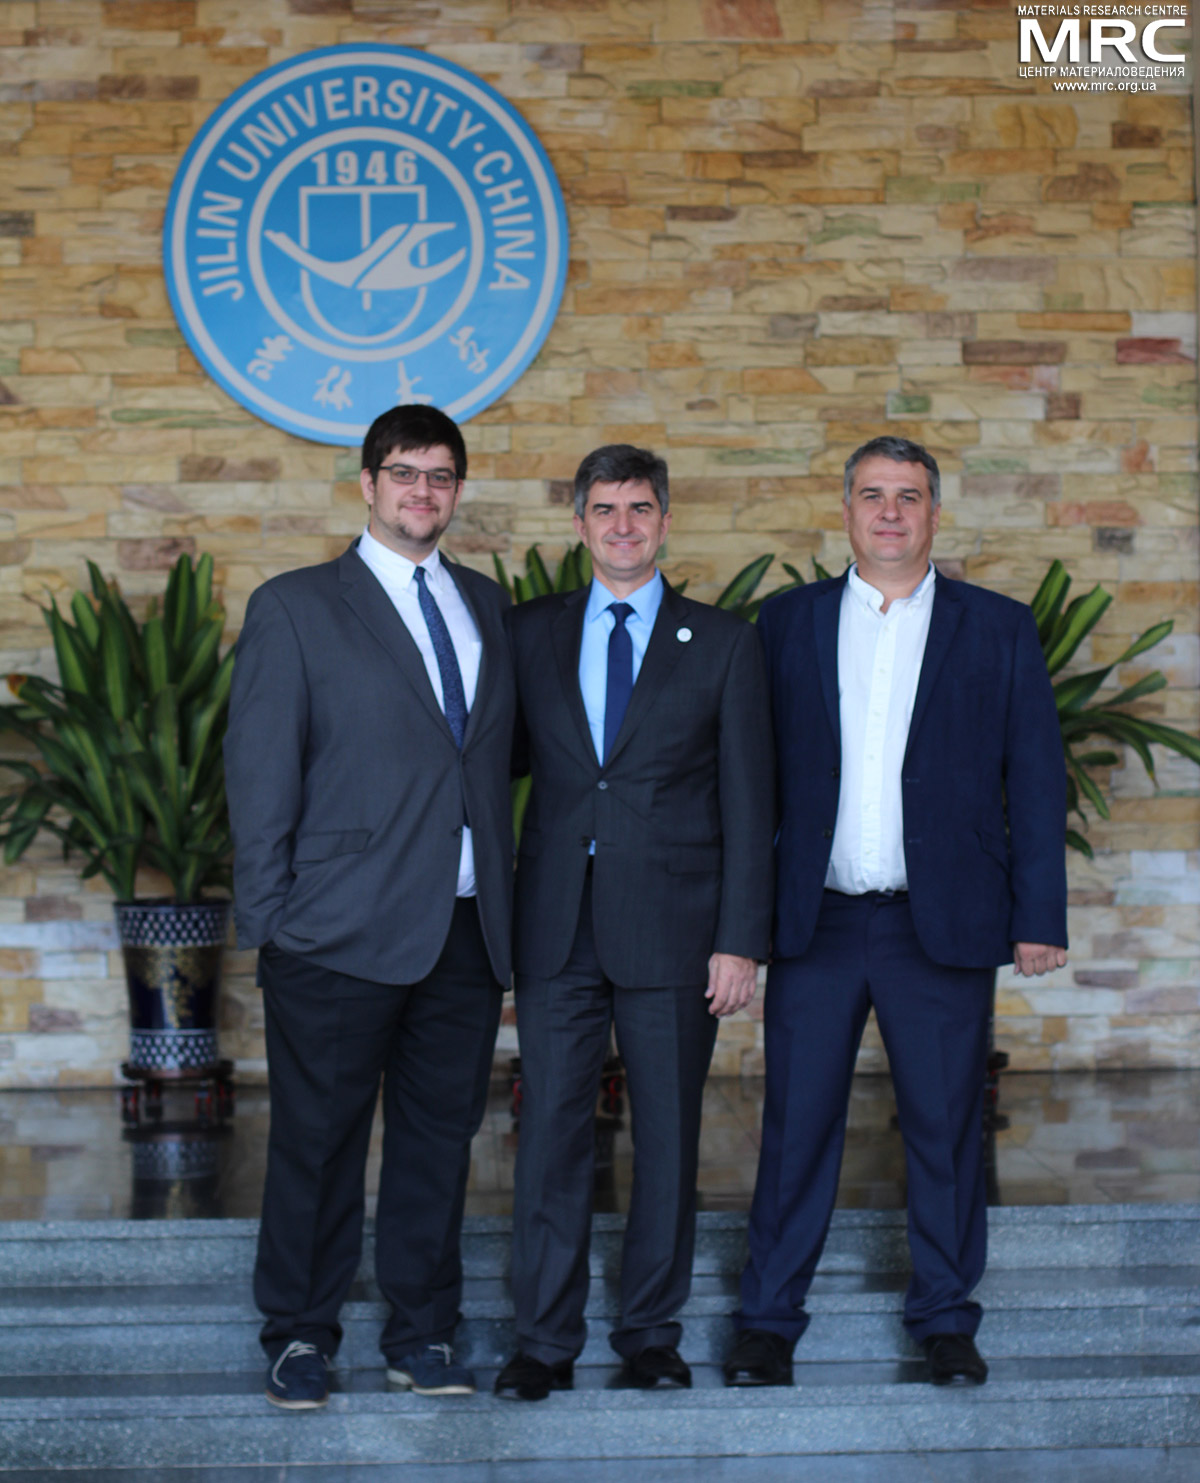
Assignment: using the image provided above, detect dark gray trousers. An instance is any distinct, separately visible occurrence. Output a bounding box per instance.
[510,882,719,1363]
[254,898,503,1362]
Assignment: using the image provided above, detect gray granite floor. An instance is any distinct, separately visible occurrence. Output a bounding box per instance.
[0,1070,1197,1220]
[2,1451,1199,1481]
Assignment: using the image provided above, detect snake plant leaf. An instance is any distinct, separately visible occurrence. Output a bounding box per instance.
[195,552,214,616]
[492,554,513,596]
[1064,828,1093,858]
[86,561,108,604]
[149,687,183,821]
[1074,750,1121,768]
[45,605,93,698]
[513,574,534,604]
[1114,620,1174,666]
[1053,667,1114,715]
[70,591,101,651]
[715,554,774,611]
[165,554,196,657]
[1030,559,1071,644]
[781,563,805,584]
[1043,586,1112,675]
[1065,712,1157,776]
[143,616,170,698]
[1103,672,1168,710]
[1113,717,1200,766]
[524,546,554,598]
[99,606,133,722]
[176,621,222,704]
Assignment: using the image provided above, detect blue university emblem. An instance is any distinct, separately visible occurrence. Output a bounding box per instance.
[163,46,568,443]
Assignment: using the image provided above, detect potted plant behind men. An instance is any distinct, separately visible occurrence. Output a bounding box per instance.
[0,553,236,1114]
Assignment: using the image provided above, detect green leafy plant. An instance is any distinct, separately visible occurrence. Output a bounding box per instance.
[0,553,235,901]
[1032,559,1200,856]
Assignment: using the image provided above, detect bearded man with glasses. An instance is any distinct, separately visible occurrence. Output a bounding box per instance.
[225,404,516,1410]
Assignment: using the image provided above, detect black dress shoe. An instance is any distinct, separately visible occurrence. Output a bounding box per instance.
[493,1351,574,1402]
[923,1333,989,1386]
[723,1328,794,1387]
[615,1345,692,1390]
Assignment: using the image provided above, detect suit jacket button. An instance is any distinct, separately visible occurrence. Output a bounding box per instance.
[822,827,833,839]
[598,780,608,790]
[830,766,840,778]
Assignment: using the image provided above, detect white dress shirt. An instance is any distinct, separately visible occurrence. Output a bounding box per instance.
[578,571,664,762]
[825,562,936,895]
[356,528,483,896]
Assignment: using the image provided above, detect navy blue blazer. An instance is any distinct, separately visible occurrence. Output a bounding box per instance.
[759,571,1068,970]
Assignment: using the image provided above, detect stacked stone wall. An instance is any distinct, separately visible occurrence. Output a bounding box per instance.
[0,0,1195,1084]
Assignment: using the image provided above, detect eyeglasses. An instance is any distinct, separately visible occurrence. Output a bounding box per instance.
[377,463,459,490]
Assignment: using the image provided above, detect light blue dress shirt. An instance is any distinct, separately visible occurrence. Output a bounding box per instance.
[578,571,664,763]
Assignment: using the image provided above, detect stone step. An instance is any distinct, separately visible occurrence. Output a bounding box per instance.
[0,1370,1197,1469]
[1,1206,1196,1287]
[1,1268,1196,1374]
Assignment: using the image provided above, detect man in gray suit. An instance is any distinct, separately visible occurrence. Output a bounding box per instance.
[494,444,775,1400]
[224,404,515,1410]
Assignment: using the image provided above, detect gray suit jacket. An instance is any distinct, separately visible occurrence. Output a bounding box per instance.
[224,542,515,985]
[507,580,775,988]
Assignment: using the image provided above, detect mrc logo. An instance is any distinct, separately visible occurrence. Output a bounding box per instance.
[1018,14,1187,65]
[164,46,568,444]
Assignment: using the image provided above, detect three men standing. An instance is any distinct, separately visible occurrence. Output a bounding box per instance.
[496,445,775,1399]
[228,410,1069,1405]
[225,405,515,1408]
[725,436,1068,1389]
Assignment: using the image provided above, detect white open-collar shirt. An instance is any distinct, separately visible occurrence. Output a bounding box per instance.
[357,528,482,897]
[825,562,936,896]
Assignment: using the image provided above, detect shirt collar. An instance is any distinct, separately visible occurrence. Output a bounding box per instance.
[585,569,663,625]
[359,525,444,589]
[847,561,936,616]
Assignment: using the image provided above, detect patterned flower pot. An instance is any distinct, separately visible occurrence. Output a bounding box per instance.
[115,899,232,1075]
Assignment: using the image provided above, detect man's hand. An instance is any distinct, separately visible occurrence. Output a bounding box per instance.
[706,952,758,1017]
[1012,942,1068,977]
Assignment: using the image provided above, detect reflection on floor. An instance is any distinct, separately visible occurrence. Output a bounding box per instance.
[0,1071,1197,1222]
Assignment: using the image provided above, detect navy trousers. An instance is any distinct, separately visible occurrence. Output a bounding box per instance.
[739,889,993,1344]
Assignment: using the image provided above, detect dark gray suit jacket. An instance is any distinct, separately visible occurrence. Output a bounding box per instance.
[507,580,775,988]
[224,542,515,985]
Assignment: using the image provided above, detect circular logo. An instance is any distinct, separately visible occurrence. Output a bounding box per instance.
[164,46,568,444]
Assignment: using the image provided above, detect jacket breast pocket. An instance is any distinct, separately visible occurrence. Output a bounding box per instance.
[292,828,372,865]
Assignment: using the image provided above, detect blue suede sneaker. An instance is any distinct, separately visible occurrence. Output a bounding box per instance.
[386,1342,476,1395]
[265,1339,329,1409]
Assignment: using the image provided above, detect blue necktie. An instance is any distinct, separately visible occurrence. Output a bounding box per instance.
[414,565,468,748]
[603,602,634,763]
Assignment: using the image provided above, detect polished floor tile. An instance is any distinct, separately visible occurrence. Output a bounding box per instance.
[0,1070,1197,1221]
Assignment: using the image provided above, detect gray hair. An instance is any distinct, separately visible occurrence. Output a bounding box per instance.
[573,444,669,519]
[843,436,941,507]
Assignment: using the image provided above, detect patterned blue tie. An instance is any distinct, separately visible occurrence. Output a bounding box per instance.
[414,565,468,748]
[603,602,634,762]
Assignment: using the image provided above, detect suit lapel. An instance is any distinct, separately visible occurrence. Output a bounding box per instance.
[905,572,963,761]
[338,544,455,743]
[814,574,846,749]
[550,588,595,761]
[603,579,689,768]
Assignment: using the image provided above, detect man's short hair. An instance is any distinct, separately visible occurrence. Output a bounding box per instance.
[573,444,670,519]
[843,436,941,507]
[361,405,468,483]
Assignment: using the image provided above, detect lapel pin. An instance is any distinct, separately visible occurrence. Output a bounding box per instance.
[676,627,692,642]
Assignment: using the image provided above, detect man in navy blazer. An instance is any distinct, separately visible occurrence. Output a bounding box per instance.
[725,435,1068,1390]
